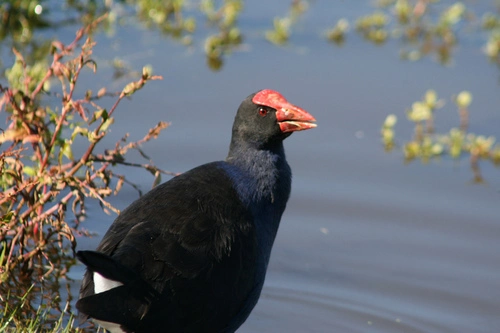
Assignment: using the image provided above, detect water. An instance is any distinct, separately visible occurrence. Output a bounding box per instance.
[5,1,500,332]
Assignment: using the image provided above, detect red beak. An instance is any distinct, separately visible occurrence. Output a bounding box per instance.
[275,105,317,133]
[252,89,317,133]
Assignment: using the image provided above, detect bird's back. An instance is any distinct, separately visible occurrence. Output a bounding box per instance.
[78,162,260,332]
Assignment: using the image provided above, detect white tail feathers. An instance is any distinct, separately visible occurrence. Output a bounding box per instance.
[93,272,126,333]
[93,272,123,294]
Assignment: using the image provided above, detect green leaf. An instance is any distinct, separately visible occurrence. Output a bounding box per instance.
[62,140,74,161]
[456,91,472,108]
[90,109,108,124]
[23,166,37,177]
[142,65,153,78]
[71,126,89,141]
[121,81,144,96]
[100,117,114,133]
[58,139,73,164]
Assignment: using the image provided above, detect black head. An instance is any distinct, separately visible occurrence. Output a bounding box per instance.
[231,89,316,149]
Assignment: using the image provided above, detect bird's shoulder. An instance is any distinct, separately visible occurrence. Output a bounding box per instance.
[97,161,254,275]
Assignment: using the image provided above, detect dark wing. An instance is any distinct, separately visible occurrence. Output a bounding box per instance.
[78,162,257,332]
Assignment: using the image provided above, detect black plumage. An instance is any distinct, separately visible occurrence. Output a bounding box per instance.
[77,89,316,333]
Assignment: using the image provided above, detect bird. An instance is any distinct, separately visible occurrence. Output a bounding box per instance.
[76,89,317,333]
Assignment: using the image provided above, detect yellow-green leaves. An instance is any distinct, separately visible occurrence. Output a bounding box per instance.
[121,66,161,96]
[265,0,309,46]
[70,126,88,141]
[406,90,442,135]
[266,17,292,45]
[447,128,465,158]
[440,3,466,27]
[382,90,498,182]
[424,90,438,108]
[87,109,114,142]
[59,139,74,164]
[121,81,145,97]
[455,91,472,108]
[394,0,411,24]
[482,12,500,65]
[407,101,432,122]
[404,137,443,161]
[5,49,49,94]
[326,19,350,45]
[100,117,114,133]
[201,1,243,71]
[355,12,389,44]
[381,114,397,150]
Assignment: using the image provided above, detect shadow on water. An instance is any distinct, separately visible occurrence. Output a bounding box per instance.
[1,0,500,332]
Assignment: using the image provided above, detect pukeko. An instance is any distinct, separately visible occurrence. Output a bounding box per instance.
[76,89,316,333]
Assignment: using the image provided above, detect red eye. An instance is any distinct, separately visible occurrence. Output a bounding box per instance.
[258,107,268,117]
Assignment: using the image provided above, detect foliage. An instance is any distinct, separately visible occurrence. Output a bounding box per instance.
[355,11,389,44]
[0,0,247,73]
[326,0,500,66]
[129,0,196,42]
[381,90,500,182]
[0,15,170,330]
[326,19,349,45]
[0,284,93,332]
[3,1,500,71]
[201,0,243,70]
[0,0,50,43]
[483,12,500,64]
[384,0,466,63]
[265,0,310,45]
